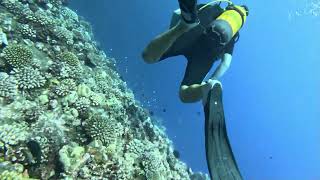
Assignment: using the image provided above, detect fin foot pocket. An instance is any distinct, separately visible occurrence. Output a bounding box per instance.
[178,0,199,24]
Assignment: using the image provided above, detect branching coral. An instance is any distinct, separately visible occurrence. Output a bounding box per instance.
[23,106,44,124]
[0,73,17,100]
[0,123,35,166]
[3,44,33,68]
[18,24,37,39]
[73,97,91,116]
[61,7,79,25]
[49,0,69,7]
[125,139,153,158]
[28,114,70,172]
[78,156,132,180]
[58,52,79,66]
[0,161,30,180]
[52,26,74,45]
[26,10,55,27]
[0,0,25,15]
[82,113,124,147]
[142,150,166,180]
[49,61,83,80]
[88,92,105,106]
[12,67,46,90]
[0,123,29,147]
[53,78,77,96]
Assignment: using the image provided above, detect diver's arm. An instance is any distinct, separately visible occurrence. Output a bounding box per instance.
[211,53,232,80]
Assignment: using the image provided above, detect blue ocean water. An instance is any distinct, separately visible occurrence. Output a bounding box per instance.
[70,0,320,179]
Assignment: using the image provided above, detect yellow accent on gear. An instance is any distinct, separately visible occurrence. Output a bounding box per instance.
[216,5,247,36]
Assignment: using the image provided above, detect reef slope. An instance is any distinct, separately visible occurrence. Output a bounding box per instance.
[0,0,208,179]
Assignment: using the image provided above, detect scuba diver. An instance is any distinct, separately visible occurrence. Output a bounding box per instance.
[142,0,248,179]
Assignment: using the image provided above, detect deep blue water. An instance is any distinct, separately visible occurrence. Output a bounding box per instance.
[70,0,320,179]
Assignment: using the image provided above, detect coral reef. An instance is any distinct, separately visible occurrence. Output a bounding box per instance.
[53,78,77,97]
[82,113,124,147]
[0,0,209,179]
[2,44,33,68]
[0,161,30,180]
[12,67,47,90]
[58,52,79,66]
[0,73,17,100]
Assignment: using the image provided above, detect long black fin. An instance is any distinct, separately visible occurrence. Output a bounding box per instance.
[204,83,242,180]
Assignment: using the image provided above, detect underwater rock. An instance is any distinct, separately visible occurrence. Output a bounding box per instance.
[0,161,30,180]
[58,142,88,177]
[0,29,8,47]
[76,83,91,97]
[0,0,208,179]
[190,172,211,180]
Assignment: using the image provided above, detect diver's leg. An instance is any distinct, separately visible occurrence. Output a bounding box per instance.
[179,58,214,103]
[142,21,194,63]
[142,0,198,64]
[180,83,208,103]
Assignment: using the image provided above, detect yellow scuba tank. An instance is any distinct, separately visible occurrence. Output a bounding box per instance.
[205,2,249,46]
[169,0,249,46]
[216,5,248,37]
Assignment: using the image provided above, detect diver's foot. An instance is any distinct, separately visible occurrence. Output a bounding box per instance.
[178,0,199,23]
[177,0,199,32]
[201,79,222,106]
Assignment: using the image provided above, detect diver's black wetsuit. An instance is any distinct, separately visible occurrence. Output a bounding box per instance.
[159,4,239,86]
